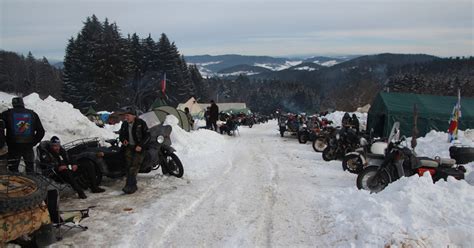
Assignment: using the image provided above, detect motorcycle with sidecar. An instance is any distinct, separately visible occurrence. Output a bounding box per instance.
[64,123,183,185]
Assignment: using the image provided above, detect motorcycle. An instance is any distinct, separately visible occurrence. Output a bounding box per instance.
[65,124,184,185]
[356,123,466,193]
[342,130,387,174]
[322,127,360,161]
[312,122,336,152]
[279,114,300,137]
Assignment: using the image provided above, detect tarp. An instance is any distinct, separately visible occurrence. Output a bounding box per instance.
[177,97,204,119]
[367,92,474,138]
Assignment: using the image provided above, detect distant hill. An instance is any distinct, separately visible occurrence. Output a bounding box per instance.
[288,62,324,71]
[185,54,352,76]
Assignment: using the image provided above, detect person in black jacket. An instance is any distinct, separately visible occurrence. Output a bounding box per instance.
[209,100,219,131]
[119,108,149,194]
[351,114,360,134]
[41,136,105,199]
[1,97,45,173]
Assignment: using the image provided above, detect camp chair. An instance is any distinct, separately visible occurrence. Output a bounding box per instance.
[45,189,92,241]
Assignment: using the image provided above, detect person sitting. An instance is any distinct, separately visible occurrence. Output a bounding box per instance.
[40,136,105,199]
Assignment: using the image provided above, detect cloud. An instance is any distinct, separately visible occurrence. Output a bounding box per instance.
[1,0,472,59]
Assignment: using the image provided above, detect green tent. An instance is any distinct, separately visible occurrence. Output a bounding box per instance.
[85,106,97,116]
[367,92,474,138]
[152,106,191,132]
[150,98,168,110]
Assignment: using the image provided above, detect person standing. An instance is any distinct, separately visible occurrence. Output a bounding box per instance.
[209,100,219,131]
[119,108,149,194]
[351,114,360,134]
[184,107,195,129]
[1,97,45,173]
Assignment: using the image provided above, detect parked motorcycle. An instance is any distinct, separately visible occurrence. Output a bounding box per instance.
[322,127,360,161]
[312,126,337,152]
[342,139,386,174]
[342,130,387,174]
[279,114,299,137]
[66,124,184,185]
[356,123,466,193]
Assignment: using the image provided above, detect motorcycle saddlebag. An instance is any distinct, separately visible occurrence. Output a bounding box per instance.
[449,146,474,164]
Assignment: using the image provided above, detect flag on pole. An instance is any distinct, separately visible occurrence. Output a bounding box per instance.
[448,89,462,142]
[161,72,166,94]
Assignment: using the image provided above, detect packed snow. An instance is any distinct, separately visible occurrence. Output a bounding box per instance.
[1,92,473,247]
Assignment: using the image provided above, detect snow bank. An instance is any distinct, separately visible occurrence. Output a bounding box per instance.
[325,174,474,247]
[0,92,115,144]
[163,115,232,179]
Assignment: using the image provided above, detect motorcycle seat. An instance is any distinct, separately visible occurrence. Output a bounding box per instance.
[438,158,456,167]
[418,157,439,168]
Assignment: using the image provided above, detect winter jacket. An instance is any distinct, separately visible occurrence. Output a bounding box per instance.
[39,143,73,170]
[119,118,149,148]
[1,107,45,149]
[210,103,219,121]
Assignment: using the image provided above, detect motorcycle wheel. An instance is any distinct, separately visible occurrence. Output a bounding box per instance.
[322,147,336,161]
[342,154,364,174]
[77,159,103,187]
[280,131,284,137]
[164,153,184,178]
[356,166,389,193]
[298,133,308,144]
[312,137,327,153]
[249,123,253,128]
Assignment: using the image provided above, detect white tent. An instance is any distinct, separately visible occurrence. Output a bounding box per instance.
[177,97,205,118]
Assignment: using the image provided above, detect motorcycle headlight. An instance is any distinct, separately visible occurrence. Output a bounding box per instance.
[157,135,165,144]
[336,133,340,140]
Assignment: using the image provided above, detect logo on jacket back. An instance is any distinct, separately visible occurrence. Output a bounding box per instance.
[13,113,33,136]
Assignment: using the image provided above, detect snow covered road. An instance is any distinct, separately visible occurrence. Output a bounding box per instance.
[56,120,474,248]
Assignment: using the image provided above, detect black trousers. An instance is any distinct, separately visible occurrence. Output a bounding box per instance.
[56,169,84,194]
[8,147,35,173]
[78,161,100,189]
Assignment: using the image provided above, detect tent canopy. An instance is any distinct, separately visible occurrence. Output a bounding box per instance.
[151,106,191,132]
[177,97,204,119]
[367,92,474,138]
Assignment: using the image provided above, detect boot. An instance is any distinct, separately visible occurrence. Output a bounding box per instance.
[122,174,134,194]
[123,175,137,194]
[78,191,87,199]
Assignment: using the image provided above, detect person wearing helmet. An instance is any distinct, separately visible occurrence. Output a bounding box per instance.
[119,108,149,194]
[1,97,45,173]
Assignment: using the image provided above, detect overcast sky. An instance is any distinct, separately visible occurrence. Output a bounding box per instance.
[1,0,472,61]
